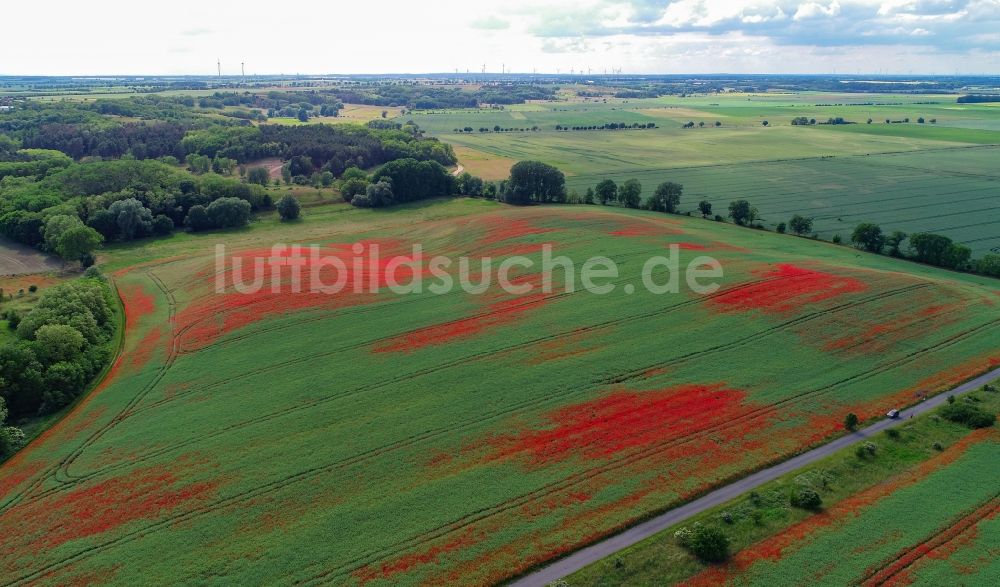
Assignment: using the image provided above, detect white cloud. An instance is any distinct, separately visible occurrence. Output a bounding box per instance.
[794,1,843,21]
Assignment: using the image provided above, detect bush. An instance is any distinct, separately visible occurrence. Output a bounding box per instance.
[939,402,996,429]
[206,197,252,229]
[789,214,813,235]
[856,441,878,459]
[5,311,20,330]
[362,179,394,208]
[679,524,730,563]
[276,195,302,221]
[776,222,786,234]
[184,205,213,232]
[790,487,823,511]
[886,428,901,439]
[247,167,270,186]
[107,198,153,240]
[79,251,97,268]
[152,214,174,236]
[340,178,369,202]
[844,412,859,431]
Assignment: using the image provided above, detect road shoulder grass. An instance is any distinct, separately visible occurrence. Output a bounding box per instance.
[563,386,1000,586]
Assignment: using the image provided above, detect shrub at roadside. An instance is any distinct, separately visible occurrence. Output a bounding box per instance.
[939,402,996,429]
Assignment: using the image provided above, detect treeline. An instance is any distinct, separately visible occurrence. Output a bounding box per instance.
[474,85,556,105]
[0,159,272,262]
[182,122,455,177]
[23,121,189,160]
[344,159,685,213]
[843,223,997,275]
[338,159,456,208]
[333,84,555,109]
[1,98,447,172]
[456,126,541,133]
[0,277,115,432]
[956,95,1000,104]
[790,117,855,125]
[556,122,657,131]
[577,178,684,212]
[192,89,344,119]
[339,159,569,209]
[713,201,999,278]
[0,146,72,181]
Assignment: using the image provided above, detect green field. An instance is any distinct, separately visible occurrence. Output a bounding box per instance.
[403,92,1000,256]
[1,200,998,585]
[568,391,1000,586]
[688,429,1000,586]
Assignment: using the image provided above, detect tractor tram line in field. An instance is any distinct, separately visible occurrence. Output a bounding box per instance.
[1,270,968,584]
[1,252,758,507]
[29,292,992,576]
[295,317,1000,586]
[0,270,184,511]
[3,201,999,585]
[38,266,791,486]
[856,495,1000,586]
[46,272,931,487]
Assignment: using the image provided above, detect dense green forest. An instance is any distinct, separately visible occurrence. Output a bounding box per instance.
[0,97,457,264]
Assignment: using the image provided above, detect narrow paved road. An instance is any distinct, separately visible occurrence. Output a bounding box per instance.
[510,367,1000,587]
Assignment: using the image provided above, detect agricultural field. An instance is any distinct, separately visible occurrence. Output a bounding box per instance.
[406,92,1000,256]
[0,238,62,276]
[270,104,403,126]
[687,428,1000,586]
[1,200,998,585]
[568,147,1000,257]
[567,382,1000,587]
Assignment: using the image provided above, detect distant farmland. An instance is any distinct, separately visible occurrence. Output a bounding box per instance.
[406,92,1000,256]
[1,201,997,585]
[567,147,1000,257]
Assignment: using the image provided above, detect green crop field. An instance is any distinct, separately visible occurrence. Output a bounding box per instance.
[567,389,1000,587]
[566,147,1000,257]
[685,429,1000,586]
[1,200,997,585]
[404,92,1000,257]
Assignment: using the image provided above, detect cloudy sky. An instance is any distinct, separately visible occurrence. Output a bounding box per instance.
[4,0,999,75]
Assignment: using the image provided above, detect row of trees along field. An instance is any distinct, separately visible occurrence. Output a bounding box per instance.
[336,156,996,278]
[559,175,998,277]
[734,201,999,276]
[0,275,116,456]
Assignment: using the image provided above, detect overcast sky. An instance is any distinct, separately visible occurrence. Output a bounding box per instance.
[4,0,999,76]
